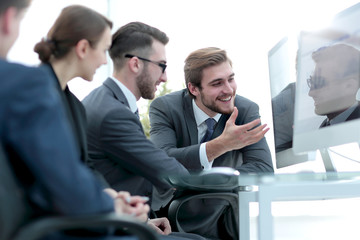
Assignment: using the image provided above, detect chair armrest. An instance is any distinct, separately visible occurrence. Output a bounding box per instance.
[168,192,238,234]
[12,213,159,240]
[167,167,242,191]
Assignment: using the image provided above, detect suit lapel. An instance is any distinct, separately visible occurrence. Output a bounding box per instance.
[103,78,144,131]
[347,103,360,121]
[103,78,130,108]
[64,88,88,162]
[42,63,86,161]
[183,92,199,145]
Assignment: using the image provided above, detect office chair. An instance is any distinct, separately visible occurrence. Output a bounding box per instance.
[0,143,159,240]
[166,167,242,240]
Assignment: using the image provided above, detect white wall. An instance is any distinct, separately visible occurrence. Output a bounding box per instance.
[8,0,360,171]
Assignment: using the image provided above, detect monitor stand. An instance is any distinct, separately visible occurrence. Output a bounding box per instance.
[319,148,337,172]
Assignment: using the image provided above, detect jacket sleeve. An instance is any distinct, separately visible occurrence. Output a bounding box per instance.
[234,101,274,173]
[98,106,189,191]
[3,65,114,215]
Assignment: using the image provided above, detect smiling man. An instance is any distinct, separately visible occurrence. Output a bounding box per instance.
[149,47,273,239]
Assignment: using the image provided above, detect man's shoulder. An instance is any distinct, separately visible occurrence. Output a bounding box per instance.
[153,88,187,104]
[83,84,110,105]
[83,84,130,117]
[0,60,46,80]
[0,61,53,96]
[234,94,258,107]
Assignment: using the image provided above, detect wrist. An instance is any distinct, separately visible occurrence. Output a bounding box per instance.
[206,137,228,160]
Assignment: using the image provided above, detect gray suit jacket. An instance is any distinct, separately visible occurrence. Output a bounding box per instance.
[82,78,188,203]
[149,89,274,173]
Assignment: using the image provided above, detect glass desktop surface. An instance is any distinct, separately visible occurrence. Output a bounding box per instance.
[237,171,360,186]
[168,170,360,190]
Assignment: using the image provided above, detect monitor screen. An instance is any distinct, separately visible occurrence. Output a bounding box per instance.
[268,36,316,169]
[293,3,360,156]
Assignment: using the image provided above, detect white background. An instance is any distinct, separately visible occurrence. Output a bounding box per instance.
[9,0,360,171]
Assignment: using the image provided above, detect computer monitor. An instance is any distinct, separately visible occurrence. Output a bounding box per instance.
[293,3,360,170]
[268,36,316,169]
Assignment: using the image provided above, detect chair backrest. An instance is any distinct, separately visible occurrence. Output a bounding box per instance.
[0,143,32,240]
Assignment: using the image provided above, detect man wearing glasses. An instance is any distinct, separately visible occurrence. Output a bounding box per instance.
[82,22,205,238]
[308,43,360,127]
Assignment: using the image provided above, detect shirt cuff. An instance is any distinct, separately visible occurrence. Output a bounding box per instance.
[199,143,213,170]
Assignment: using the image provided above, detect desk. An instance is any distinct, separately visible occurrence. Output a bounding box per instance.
[238,172,360,240]
[168,171,360,240]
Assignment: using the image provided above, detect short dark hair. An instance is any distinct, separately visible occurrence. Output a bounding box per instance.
[109,22,169,69]
[184,47,232,98]
[34,5,112,63]
[0,0,31,15]
[312,43,360,83]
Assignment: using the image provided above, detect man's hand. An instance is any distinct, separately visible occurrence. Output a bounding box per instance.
[222,106,269,150]
[104,189,150,222]
[147,217,172,235]
[206,107,269,161]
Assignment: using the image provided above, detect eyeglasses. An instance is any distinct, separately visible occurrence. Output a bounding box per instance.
[124,54,167,73]
[307,75,327,90]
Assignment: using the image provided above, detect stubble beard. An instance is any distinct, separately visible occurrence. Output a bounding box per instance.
[136,69,156,100]
[200,92,235,115]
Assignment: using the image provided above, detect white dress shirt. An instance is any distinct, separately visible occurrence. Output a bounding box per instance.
[110,77,138,114]
[192,99,221,169]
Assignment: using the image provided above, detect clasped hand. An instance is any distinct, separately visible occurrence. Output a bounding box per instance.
[104,189,149,222]
[104,189,172,235]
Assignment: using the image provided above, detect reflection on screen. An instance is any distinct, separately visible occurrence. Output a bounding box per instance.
[294,2,360,156]
[268,37,316,169]
[268,37,297,152]
[272,82,296,152]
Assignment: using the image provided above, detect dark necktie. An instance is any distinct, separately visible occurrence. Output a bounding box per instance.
[200,118,216,143]
[321,119,331,128]
[134,109,139,119]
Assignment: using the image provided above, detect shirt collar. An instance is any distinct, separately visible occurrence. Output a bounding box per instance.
[192,99,221,127]
[110,76,138,113]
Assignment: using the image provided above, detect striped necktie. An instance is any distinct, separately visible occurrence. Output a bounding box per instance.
[200,118,216,143]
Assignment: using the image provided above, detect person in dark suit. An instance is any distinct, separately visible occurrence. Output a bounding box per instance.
[149,47,274,239]
[0,2,151,240]
[307,43,360,128]
[33,4,113,187]
[82,22,188,203]
[33,6,202,239]
[82,22,209,240]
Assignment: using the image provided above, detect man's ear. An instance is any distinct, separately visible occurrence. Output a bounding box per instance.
[188,82,200,97]
[127,56,141,74]
[1,7,17,34]
[75,39,90,59]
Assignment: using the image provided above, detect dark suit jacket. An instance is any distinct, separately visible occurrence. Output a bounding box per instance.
[320,103,360,128]
[40,64,109,187]
[149,89,274,173]
[149,89,273,239]
[82,78,188,201]
[0,59,113,218]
